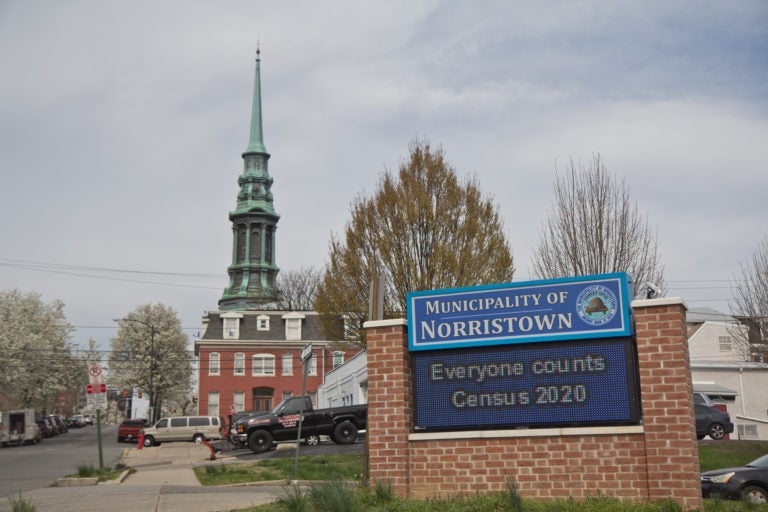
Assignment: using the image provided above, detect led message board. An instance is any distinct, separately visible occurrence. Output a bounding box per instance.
[408,273,634,352]
[412,338,641,431]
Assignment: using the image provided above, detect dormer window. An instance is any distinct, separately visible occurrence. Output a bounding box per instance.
[257,314,270,331]
[282,312,305,341]
[221,312,243,339]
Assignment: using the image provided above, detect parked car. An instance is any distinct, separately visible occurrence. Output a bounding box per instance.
[48,415,68,434]
[693,392,714,405]
[36,419,53,438]
[695,403,734,440]
[141,416,223,447]
[117,419,148,443]
[232,395,367,453]
[701,453,768,503]
[82,413,94,425]
[67,415,86,428]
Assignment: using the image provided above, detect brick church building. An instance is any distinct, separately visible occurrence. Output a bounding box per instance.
[194,50,359,417]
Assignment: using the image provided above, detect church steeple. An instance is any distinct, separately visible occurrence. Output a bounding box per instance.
[219,49,281,310]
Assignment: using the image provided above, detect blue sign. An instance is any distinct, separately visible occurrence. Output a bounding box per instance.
[412,339,641,431]
[407,273,634,352]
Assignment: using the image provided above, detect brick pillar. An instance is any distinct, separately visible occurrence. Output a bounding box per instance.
[364,319,411,497]
[633,298,703,510]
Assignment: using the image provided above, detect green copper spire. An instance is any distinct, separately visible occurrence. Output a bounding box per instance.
[245,47,267,154]
[219,49,281,311]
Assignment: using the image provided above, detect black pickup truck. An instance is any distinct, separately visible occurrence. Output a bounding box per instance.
[232,396,367,453]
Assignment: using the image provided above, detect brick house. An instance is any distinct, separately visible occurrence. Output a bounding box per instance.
[196,310,355,416]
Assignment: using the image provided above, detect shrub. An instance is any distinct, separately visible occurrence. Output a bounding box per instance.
[7,491,37,512]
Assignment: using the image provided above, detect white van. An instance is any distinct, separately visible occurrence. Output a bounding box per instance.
[141,416,223,447]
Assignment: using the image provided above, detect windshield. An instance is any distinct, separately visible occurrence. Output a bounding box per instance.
[747,454,768,468]
[271,398,289,415]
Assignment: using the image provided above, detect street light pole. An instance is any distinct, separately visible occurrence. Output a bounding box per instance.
[114,317,157,424]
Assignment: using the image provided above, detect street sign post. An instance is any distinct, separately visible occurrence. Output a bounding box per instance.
[87,363,105,470]
[294,342,313,480]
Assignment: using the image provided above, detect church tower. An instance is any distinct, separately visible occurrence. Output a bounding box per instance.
[219,49,280,310]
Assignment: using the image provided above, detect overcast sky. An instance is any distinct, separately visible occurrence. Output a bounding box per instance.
[1,1,766,352]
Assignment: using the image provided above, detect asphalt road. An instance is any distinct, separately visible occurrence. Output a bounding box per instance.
[0,422,126,496]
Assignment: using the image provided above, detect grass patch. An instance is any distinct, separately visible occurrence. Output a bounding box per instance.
[215,442,768,511]
[66,463,126,483]
[698,441,768,472]
[194,454,364,486]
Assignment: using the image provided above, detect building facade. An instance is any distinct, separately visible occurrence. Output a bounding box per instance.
[688,307,768,439]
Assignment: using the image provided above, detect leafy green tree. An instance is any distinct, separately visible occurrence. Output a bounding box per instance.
[110,303,192,422]
[532,154,665,297]
[316,138,515,344]
[0,289,74,409]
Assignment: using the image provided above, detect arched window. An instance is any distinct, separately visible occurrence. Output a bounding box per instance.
[252,354,275,376]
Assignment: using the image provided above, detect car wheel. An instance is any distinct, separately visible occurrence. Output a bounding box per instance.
[333,421,358,445]
[117,437,123,443]
[248,430,273,453]
[143,435,155,448]
[193,434,205,444]
[708,422,726,440]
[743,485,768,504]
[304,435,320,446]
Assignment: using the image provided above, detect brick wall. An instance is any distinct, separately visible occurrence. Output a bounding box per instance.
[365,299,702,509]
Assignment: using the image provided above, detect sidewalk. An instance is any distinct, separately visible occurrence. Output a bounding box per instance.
[0,443,283,512]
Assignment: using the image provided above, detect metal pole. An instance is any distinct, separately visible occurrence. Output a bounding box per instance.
[96,409,104,471]
[293,361,309,480]
[149,328,155,424]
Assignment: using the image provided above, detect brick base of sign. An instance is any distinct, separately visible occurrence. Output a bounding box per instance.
[364,299,702,510]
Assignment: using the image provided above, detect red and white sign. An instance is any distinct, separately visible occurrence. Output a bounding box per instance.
[86,383,107,394]
[88,364,103,384]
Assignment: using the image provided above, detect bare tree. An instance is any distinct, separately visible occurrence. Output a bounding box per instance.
[264,266,322,311]
[730,237,768,362]
[532,154,665,298]
[316,138,515,344]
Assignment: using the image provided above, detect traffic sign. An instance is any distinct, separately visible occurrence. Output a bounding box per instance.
[86,392,107,410]
[300,342,313,362]
[88,364,103,384]
[86,383,107,394]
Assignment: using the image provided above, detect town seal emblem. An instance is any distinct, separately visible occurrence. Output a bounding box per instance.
[576,284,618,326]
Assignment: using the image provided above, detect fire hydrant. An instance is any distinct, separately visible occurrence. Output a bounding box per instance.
[137,433,144,450]
[203,440,216,460]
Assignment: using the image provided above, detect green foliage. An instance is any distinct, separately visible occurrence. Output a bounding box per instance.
[316,137,515,344]
[194,455,364,486]
[76,463,97,477]
[308,480,360,512]
[276,484,310,512]
[371,479,395,504]
[6,491,37,512]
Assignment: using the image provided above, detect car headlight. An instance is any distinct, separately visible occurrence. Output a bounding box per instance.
[709,472,735,484]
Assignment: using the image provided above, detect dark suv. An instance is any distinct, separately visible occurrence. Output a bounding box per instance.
[117,418,148,443]
[695,403,734,440]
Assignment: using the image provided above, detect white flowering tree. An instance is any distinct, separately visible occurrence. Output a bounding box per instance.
[0,289,74,409]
